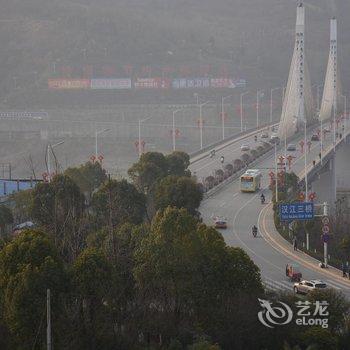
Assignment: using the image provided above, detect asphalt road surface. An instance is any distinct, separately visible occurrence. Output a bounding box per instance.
[195,121,350,297]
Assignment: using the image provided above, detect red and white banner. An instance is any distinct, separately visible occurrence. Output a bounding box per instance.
[210,78,236,88]
[91,79,132,89]
[134,78,171,89]
[48,79,90,89]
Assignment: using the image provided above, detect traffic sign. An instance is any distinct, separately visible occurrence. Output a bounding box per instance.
[322,216,330,225]
[322,234,330,243]
[298,192,305,201]
[280,202,314,221]
[322,225,330,234]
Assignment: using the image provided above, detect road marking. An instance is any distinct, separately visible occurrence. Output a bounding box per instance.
[325,281,341,290]
[219,201,226,207]
[326,279,350,289]
[260,204,350,288]
[231,193,284,273]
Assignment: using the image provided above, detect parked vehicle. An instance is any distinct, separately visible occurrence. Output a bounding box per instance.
[311,134,320,141]
[286,263,302,282]
[293,279,327,294]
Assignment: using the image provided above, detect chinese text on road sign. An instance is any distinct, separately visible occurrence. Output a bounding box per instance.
[279,202,314,221]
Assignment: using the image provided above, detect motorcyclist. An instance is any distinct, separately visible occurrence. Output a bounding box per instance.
[252,225,258,237]
[220,156,225,164]
[260,193,265,204]
[254,135,258,142]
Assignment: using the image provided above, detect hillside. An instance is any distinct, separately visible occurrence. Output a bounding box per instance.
[0,0,349,107]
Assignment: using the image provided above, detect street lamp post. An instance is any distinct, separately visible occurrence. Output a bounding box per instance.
[256,89,263,128]
[274,143,278,203]
[194,93,199,106]
[199,101,210,149]
[172,109,182,151]
[47,141,64,182]
[240,91,249,132]
[341,94,347,128]
[95,128,111,159]
[304,119,308,201]
[270,87,280,123]
[316,85,323,112]
[221,95,232,140]
[138,116,153,157]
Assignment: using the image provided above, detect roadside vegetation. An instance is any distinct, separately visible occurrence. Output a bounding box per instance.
[0,151,349,349]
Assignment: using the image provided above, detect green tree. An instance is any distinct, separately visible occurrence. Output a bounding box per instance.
[128,152,169,192]
[188,340,221,350]
[307,289,350,333]
[0,205,13,236]
[92,179,146,229]
[134,207,263,346]
[0,230,67,349]
[9,189,33,224]
[71,248,113,350]
[299,327,338,350]
[30,175,86,260]
[154,176,203,215]
[65,161,107,198]
[30,174,85,229]
[166,151,191,177]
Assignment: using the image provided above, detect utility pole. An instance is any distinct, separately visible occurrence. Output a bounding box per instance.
[323,202,329,268]
[275,143,278,203]
[47,289,52,350]
[240,91,249,132]
[221,95,231,140]
[270,87,280,123]
[172,109,182,151]
[199,101,210,149]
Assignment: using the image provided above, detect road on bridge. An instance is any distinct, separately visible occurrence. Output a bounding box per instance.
[193,121,350,297]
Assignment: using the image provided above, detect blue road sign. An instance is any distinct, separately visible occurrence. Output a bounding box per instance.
[279,202,314,221]
[322,234,330,243]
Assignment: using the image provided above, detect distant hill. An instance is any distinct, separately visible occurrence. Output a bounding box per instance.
[0,0,349,107]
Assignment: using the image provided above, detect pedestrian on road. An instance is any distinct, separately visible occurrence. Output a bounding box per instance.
[342,262,347,277]
[318,152,321,160]
[313,160,316,166]
[293,237,298,251]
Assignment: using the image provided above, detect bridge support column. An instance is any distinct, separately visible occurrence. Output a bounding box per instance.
[335,140,350,189]
[311,154,336,212]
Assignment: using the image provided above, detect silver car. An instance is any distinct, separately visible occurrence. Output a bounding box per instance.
[287,143,296,151]
[293,280,327,294]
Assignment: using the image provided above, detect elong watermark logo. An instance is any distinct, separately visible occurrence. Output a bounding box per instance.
[258,299,329,329]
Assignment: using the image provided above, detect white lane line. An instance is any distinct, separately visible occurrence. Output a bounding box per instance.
[325,281,341,290]
[219,201,226,207]
[326,279,349,290]
[264,278,292,290]
[231,193,284,273]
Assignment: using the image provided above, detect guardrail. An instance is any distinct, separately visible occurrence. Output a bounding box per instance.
[202,143,276,199]
[190,121,279,164]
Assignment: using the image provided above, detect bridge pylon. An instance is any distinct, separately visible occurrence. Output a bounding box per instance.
[278,3,314,141]
[319,18,342,122]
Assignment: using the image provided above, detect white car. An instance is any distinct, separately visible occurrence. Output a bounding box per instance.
[241,144,250,152]
[293,280,327,294]
[287,143,297,151]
